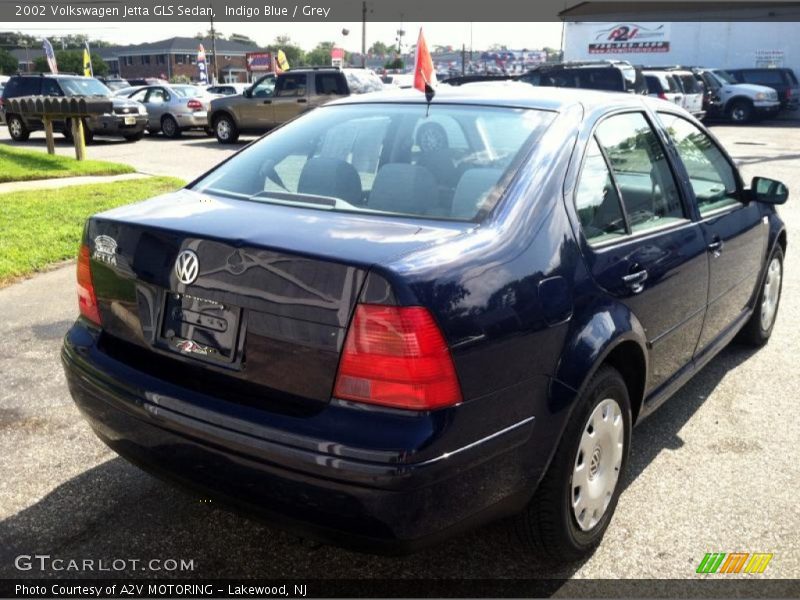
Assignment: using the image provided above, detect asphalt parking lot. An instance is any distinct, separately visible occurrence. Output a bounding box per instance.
[1,119,799,585]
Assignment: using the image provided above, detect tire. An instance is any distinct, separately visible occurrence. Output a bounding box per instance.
[161,115,181,138]
[124,131,144,142]
[512,365,631,561]
[739,245,784,347]
[7,115,30,141]
[727,99,754,124]
[214,114,239,144]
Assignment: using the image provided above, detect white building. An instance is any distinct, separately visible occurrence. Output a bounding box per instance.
[563,22,799,74]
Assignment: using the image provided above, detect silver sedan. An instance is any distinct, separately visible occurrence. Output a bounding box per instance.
[125,84,213,138]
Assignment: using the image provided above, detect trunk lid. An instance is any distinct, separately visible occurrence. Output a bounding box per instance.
[87,189,466,406]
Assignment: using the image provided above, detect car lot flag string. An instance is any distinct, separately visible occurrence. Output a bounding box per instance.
[42,38,58,74]
[413,28,437,104]
[197,44,208,84]
[83,42,93,77]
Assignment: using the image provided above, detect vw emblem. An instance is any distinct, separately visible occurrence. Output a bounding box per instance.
[175,250,199,285]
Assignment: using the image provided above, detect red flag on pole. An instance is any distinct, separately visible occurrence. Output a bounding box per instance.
[413,28,436,100]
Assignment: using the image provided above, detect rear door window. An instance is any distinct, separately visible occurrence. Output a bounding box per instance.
[574,137,627,245]
[315,73,347,96]
[275,74,307,97]
[595,112,685,234]
[658,112,740,215]
[41,78,63,96]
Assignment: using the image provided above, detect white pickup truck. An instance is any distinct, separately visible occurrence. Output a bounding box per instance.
[694,68,781,123]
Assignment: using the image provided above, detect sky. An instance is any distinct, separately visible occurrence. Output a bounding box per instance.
[9,21,564,52]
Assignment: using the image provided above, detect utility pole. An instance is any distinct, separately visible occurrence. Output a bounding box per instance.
[209,6,219,83]
[361,1,366,68]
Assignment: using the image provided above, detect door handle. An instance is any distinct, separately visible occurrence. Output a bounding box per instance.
[622,268,648,294]
[297,98,307,103]
[708,237,724,257]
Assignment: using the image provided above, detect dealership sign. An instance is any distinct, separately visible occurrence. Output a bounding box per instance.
[246,52,273,72]
[588,23,670,54]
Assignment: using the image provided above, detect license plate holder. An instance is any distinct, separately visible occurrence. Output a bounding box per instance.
[158,292,244,367]
[124,116,136,125]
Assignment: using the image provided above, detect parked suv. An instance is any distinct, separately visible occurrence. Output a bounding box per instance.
[643,67,705,119]
[643,70,684,106]
[519,60,647,95]
[1,74,147,142]
[726,68,799,111]
[692,68,780,123]
[208,67,384,143]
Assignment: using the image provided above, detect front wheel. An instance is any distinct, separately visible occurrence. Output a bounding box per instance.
[7,115,30,141]
[739,245,784,346]
[727,99,754,124]
[512,365,631,561]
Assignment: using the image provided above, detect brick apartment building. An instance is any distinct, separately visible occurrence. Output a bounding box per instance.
[99,37,263,83]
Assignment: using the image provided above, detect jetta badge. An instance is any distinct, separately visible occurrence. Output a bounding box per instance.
[175,250,199,285]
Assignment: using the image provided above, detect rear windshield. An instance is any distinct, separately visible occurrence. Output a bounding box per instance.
[172,85,204,97]
[192,103,554,221]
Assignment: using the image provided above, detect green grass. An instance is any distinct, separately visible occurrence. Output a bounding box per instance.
[0,176,185,284]
[0,145,136,183]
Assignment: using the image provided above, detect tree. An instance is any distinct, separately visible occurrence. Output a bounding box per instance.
[384,58,404,70]
[368,41,392,56]
[305,41,338,67]
[0,48,18,75]
[267,35,304,66]
[34,50,109,77]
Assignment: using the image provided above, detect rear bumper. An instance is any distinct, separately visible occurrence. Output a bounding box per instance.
[175,111,209,129]
[61,321,538,552]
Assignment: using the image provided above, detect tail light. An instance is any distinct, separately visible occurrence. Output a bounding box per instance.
[658,92,667,101]
[77,244,101,325]
[333,304,462,411]
[187,99,203,111]
[786,89,793,99]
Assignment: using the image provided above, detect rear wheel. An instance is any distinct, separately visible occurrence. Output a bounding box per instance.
[739,245,783,346]
[161,115,181,138]
[727,99,754,124]
[512,365,631,561]
[7,115,30,141]
[214,114,239,144]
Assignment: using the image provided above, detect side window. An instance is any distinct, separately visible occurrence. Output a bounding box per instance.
[146,88,168,103]
[595,112,685,234]
[275,74,307,98]
[41,79,63,96]
[575,137,627,245]
[315,73,347,96]
[129,89,147,103]
[658,113,739,215]
[251,76,275,98]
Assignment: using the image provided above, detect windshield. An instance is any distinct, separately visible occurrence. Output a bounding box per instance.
[711,70,736,85]
[59,78,112,97]
[192,103,554,221]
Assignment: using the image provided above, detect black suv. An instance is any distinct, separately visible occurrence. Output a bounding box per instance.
[519,61,647,95]
[1,74,148,142]
[726,68,799,111]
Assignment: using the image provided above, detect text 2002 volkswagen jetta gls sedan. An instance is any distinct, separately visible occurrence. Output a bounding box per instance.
[62,84,788,561]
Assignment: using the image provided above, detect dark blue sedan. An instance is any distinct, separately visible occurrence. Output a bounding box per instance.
[62,83,788,561]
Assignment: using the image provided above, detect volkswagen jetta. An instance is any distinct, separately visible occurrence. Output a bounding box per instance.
[62,84,788,560]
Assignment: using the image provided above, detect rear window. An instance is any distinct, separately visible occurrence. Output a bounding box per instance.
[2,77,40,97]
[192,103,554,221]
[742,70,785,86]
[172,85,204,97]
[523,68,624,92]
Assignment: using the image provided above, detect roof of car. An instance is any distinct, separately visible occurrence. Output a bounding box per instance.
[328,81,656,113]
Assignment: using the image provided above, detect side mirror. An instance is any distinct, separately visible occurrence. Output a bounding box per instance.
[752,176,789,205]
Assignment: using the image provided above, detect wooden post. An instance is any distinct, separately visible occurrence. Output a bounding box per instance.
[43,117,55,155]
[71,118,86,161]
